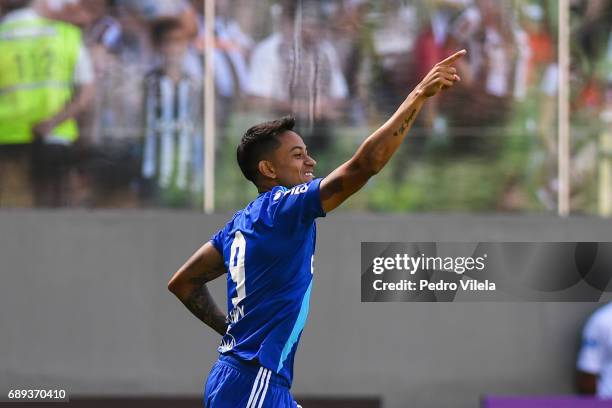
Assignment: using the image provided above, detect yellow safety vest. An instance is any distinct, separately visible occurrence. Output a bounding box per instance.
[0,15,81,144]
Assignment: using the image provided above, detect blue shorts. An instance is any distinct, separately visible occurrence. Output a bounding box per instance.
[204,354,301,408]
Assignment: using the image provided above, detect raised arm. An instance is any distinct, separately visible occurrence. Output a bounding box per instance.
[168,242,228,336]
[320,50,467,213]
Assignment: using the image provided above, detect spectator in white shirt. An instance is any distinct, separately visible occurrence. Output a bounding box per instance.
[246,0,348,158]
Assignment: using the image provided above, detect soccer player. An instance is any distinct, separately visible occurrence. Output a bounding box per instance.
[168,49,466,407]
[577,302,612,397]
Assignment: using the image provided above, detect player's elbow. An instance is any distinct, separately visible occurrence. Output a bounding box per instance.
[167,275,182,294]
[167,279,176,294]
[343,159,379,183]
[354,144,387,176]
[367,161,384,176]
[354,156,383,177]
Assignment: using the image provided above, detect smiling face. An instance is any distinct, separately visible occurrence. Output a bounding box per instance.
[267,130,317,188]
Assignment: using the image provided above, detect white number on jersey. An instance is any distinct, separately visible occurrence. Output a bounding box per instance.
[229,231,247,307]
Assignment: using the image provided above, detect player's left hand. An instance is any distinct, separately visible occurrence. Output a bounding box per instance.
[32,119,57,140]
[416,49,466,98]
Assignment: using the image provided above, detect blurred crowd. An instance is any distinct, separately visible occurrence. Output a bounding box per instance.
[0,0,610,211]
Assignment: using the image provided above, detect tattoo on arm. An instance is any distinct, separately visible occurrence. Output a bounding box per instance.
[393,110,416,137]
[321,104,420,212]
[185,276,228,336]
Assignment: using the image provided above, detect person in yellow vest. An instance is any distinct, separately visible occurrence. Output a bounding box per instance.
[0,0,94,207]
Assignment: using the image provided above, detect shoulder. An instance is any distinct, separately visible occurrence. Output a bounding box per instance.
[269,185,289,203]
[266,179,325,218]
[212,209,244,244]
[584,303,612,335]
[268,182,315,204]
[252,33,281,55]
[44,16,81,39]
[591,303,612,321]
[222,208,245,230]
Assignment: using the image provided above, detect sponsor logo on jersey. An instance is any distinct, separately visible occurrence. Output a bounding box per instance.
[218,334,236,353]
[288,184,308,195]
[273,184,308,202]
[228,305,244,325]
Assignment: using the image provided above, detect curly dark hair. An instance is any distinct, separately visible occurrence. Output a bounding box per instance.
[237,116,296,186]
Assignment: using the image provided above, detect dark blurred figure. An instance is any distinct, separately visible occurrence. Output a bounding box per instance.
[441,0,518,154]
[411,1,472,143]
[369,0,419,118]
[121,0,198,39]
[190,0,252,146]
[247,0,348,160]
[387,0,473,181]
[567,0,612,212]
[113,0,200,95]
[77,0,144,207]
[78,0,202,208]
[574,0,612,77]
[329,0,371,126]
[413,0,468,130]
[140,18,203,208]
[82,0,123,146]
[0,0,94,207]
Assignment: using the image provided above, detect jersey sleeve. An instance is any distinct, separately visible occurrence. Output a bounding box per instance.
[210,226,226,254]
[577,313,607,374]
[269,178,326,229]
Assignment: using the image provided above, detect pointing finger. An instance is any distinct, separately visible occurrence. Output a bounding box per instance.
[438,49,467,66]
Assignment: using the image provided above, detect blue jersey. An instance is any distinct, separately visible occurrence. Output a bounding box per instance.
[210,178,326,386]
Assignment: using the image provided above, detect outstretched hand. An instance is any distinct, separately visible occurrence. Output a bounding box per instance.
[416,49,467,98]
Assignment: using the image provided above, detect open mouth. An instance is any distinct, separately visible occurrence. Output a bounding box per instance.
[304,172,314,178]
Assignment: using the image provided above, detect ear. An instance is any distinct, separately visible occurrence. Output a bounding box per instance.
[258,160,276,180]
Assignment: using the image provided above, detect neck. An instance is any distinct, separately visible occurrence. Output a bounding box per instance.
[164,64,182,81]
[257,179,280,194]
